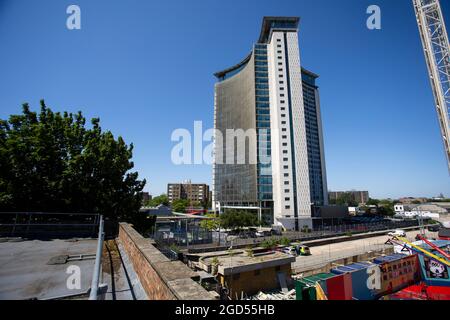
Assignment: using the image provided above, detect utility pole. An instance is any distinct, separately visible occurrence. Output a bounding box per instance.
[414,0,450,173]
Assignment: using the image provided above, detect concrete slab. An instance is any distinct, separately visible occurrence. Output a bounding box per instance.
[0,238,97,300]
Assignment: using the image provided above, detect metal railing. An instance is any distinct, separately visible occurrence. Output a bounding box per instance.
[89,215,105,300]
[0,212,100,238]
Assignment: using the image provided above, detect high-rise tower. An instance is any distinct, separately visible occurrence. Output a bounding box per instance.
[212,17,328,230]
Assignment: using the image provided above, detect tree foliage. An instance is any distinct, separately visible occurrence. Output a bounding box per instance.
[219,209,259,230]
[147,194,169,207]
[171,199,190,213]
[199,213,220,231]
[0,101,146,219]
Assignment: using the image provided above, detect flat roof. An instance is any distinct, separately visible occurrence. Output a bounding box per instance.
[0,238,97,300]
[203,251,295,275]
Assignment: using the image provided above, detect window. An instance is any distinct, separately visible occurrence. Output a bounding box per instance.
[281,114,286,118]
[283,158,288,161]
[278,68,283,72]
[277,44,281,48]
[280,100,285,104]
[277,39,281,42]
[284,206,290,210]
[283,150,288,154]
[281,121,286,125]
[279,81,284,84]
[285,189,290,192]
[280,94,285,97]
[280,87,284,90]
[282,135,287,139]
[278,56,282,59]
[283,165,288,169]
[282,142,287,146]
[285,197,290,201]
[278,62,282,65]
[284,173,289,177]
[284,181,289,185]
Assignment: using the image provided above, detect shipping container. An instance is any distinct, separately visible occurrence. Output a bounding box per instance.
[326,273,353,300]
[295,273,335,300]
[330,261,379,300]
[373,254,420,297]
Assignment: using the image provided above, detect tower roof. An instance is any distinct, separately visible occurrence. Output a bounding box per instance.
[258,16,300,43]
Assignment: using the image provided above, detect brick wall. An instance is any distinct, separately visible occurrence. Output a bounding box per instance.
[118,223,214,300]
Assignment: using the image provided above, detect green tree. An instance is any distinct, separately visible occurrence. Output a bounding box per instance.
[261,237,279,249]
[366,198,380,206]
[219,210,259,230]
[148,194,169,207]
[171,199,189,213]
[378,206,395,216]
[200,213,220,231]
[0,101,145,220]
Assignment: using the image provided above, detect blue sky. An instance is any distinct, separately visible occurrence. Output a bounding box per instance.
[0,0,449,199]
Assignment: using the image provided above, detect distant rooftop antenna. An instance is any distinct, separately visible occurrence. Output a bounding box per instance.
[414,0,450,173]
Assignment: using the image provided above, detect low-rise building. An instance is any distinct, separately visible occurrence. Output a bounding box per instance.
[394,203,445,219]
[198,250,295,299]
[142,192,152,204]
[398,197,428,204]
[140,204,172,216]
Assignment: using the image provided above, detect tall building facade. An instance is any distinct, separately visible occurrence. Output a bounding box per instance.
[167,181,210,205]
[213,17,328,230]
[302,69,328,206]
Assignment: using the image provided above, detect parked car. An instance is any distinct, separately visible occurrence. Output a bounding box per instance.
[281,246,298,256]
[291,243,311,256]
[427,224,441,232]
[388,229,406,237]
[255,231,265,237]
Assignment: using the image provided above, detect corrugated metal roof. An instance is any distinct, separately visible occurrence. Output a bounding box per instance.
[373,253,407,264]
[296,273,335,286]
[331,262,373,274]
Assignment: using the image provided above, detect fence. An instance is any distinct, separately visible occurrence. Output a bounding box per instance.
[0,212,100,238]
[185,219,423,252]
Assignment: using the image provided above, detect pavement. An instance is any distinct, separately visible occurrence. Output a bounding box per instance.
[0,238,97,300]
[292,229,438,273]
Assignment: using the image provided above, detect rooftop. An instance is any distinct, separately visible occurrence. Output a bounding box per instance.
[202,250,295,275]
[0,238,97,300]
[258,16,300,43]
[0,236,147,300]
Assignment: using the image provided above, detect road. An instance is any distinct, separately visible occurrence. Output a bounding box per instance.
[292,229,438,273]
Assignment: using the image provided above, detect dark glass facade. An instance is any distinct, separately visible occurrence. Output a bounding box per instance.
[302,69,326,205]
